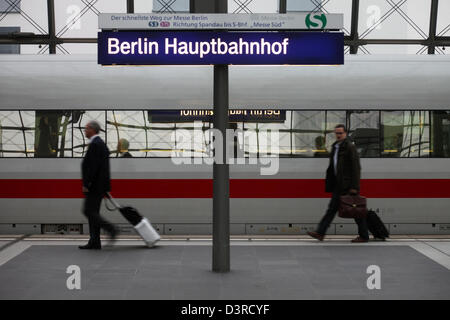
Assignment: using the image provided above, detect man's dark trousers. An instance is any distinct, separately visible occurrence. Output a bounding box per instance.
[83,192,115,246]
[317,187,369,239]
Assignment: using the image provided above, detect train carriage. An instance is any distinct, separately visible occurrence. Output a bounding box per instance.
[0,54,449,235]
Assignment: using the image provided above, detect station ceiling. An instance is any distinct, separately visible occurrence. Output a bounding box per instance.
[0,0,448,55]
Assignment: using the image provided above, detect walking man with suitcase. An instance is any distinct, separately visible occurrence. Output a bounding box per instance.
[307,124,369,243]
[79,120,117,249]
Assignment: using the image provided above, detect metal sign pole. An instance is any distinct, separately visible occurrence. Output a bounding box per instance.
[212,0,230,273]
[97,7,344,274]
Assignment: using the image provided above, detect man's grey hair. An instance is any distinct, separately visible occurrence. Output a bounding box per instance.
[87,120,101,134]
[119,138,129,151]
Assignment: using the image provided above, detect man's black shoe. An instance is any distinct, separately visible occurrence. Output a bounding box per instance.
[351,236,369,243]
[307,231,324,241]
[78,243,101,250]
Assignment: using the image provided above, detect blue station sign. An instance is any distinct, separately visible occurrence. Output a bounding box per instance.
[98,31,344,65]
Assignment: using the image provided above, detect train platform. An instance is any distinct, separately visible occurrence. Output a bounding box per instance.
[0,235,449,300]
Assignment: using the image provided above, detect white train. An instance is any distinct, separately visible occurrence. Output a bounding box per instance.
[0,54,449,235]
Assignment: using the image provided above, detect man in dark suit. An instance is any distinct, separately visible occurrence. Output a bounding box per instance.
[308,124,369,243]
[79,120,117,249]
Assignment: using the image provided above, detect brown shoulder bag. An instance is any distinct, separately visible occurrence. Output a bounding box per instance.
[338,194,368,219]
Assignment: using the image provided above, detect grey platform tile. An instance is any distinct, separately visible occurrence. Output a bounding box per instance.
[173,284,222,300]
[1,289,32,300]
[426,242,450,255]
[0,245,449,300]
[0,241,11,247]
[126,289,173,300]
[219,289,270,300]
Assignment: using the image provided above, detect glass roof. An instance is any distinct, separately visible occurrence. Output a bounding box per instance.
[0,0,448,55]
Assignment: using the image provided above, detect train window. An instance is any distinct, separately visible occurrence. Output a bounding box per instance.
[348,111,380,158]
[0,110,72,157]
[107,110,213,158]
[242,122,258,157]
[107,110,148,158]
[230,121,245,158]
[290,111,346,158]
[149,121,181,158]
[431,111,450,158]
[34,110,73,158]
[246,111,291,157]
[73,111,106,157]
[0,111,34,157]
[323,111,347,154]
[173,121,213,158]
[381,111,431,158]
[3,110,450,159]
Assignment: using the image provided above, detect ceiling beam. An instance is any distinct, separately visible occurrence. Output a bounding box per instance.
[428,0,439,54]
[46,0,56,54]
[349,0,360,54]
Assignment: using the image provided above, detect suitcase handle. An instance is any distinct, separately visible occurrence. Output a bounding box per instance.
[104,192,122,211]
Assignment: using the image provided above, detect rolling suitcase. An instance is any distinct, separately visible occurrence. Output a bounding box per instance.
[367,210,389,240]
[105,193,160,247]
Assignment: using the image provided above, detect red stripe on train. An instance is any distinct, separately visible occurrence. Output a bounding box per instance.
[0,179,450,198]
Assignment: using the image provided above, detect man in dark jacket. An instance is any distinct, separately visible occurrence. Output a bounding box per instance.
[308,124,369,243]
[79,120,117,249]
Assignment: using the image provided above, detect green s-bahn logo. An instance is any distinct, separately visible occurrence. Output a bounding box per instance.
[305,13,327,29]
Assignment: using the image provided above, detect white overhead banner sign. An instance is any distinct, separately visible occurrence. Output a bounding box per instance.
[99,13,343,30]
